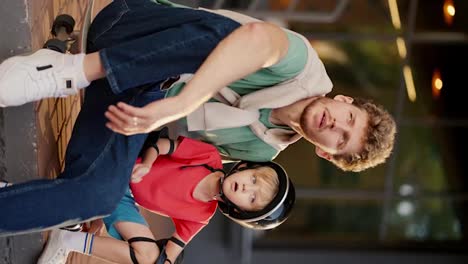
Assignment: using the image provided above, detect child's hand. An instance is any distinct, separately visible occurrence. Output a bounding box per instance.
[131,164,151,183]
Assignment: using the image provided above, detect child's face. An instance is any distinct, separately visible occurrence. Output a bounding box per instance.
[222,167,274,212]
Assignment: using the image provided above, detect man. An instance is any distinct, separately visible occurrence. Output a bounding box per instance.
[0,0,395,235]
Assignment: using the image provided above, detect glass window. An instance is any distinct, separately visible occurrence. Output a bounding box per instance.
[258,198,382,244]
[284,0,395,34]
[276,139,387,190]
[256,197,467,249]
[398,0,468,34]
[403,43,467,119]
[386,198,464,242]
[322,39,401,111]
[393,126,454,193]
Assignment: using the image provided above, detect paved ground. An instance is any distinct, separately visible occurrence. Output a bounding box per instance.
[0,0,42,261]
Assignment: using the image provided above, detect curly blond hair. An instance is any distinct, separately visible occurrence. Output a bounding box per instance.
[331,98,396,172]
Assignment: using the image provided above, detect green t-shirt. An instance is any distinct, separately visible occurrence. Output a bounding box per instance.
[161,8,308,161]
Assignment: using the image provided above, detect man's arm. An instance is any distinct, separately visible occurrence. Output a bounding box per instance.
[176,22,289,114]
[105,22,289,135]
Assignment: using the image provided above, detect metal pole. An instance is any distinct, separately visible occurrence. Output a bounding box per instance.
[379,0,419,240]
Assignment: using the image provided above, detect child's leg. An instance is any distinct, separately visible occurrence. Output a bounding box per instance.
[97,222,159,264]
[38,224,156,264]
[100,187,160,263]
[38,188,159,264]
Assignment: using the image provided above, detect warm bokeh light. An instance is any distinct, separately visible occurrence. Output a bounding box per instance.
[396,37,407,58]
[312,41,349,64]
[388,0,401,29]
[403,65,416,102]
[432,69,443,98]
[443,0,455,25]
[447,5,455,16]
[435,79,443,90]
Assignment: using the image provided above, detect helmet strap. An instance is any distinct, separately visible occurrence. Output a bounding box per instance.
[180,163,227,202]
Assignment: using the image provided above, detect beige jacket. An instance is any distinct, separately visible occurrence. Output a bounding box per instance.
[170,9,333,151]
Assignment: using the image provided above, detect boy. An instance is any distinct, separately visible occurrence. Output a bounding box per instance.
[36,135,295,264]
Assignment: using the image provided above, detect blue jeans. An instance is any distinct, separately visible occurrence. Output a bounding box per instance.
[0,0,240,235]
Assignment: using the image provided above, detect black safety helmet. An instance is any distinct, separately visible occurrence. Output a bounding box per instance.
[217,161,295,230]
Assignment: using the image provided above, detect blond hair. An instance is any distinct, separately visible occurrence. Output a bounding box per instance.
[331,98,396,172]
[250,166,279,211]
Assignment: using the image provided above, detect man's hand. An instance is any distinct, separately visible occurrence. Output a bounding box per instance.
[105,97,187,136]
[131,164,151,183]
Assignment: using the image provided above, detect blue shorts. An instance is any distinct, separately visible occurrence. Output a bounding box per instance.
[103,187,148,240]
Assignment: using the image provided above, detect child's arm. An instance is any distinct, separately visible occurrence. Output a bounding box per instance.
[142,138,179,166]
[131,138,180,183]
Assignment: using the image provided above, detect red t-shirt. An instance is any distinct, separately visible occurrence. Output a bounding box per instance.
[130,137,222,242]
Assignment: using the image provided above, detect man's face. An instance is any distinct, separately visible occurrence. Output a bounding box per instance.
[300,95,368,159]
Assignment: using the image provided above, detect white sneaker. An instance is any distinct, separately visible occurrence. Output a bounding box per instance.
[37,230,74,264]
[0,49,87,107]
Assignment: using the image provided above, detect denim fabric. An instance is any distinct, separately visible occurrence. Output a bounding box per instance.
[0,0,239,235]
[88,0,240,94]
